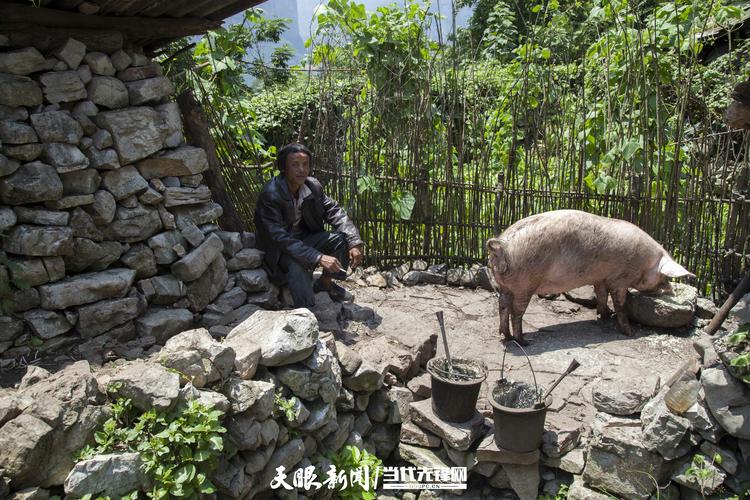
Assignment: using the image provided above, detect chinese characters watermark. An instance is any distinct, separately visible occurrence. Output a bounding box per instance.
[270,464,467,492]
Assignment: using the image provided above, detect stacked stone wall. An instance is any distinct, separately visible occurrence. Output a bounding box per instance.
[0,37,266,363]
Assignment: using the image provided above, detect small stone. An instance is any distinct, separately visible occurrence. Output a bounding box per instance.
[83,52,116,76]
[30,111,83,144]
[0,121,38,144]
[409,398,484,451]
[3,144,41,161]
[85,147,120,170]
[87,76,129,109]
[13,206,68,226]
[61,168,101,196]
[593,375,660,415]
[92,129,113,149]
[0,47,46,76]
[125,76,174,105]
[0,73,42,108]
[40,143,89,173]
[54,38,87,70]
[134,307,193,344]
[110,50,132,72]
[38,71,86,103]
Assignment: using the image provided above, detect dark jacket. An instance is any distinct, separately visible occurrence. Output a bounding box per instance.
[254,175,363,281]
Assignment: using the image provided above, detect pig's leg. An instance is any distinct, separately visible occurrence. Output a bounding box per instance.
[498,291,512,341]
[594,282,612,319]
[510,295,531,346]
[610,288,633,337]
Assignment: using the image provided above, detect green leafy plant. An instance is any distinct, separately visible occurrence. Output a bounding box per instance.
[537,482,570,500]
[77,398,226,499]
[274,389,298,421]
[725,325,750,384]
[325,445,383,500]
[685,453,723,499]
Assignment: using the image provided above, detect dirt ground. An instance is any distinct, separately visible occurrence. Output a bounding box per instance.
[345,282,701,437]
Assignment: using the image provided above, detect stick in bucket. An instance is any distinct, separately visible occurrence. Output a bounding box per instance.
[435,311,453,376]
[535,359,580,408]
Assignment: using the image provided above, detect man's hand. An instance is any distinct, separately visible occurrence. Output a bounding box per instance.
[349,245,363,269]
[319,255,343,274]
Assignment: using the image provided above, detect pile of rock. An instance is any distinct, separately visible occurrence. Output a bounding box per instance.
[0,38,278,365]
[563,306,750,499]
[351,260,496,291]
[0,307,435,499]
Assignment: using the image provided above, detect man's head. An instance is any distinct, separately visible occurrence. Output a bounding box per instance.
[278,143,312,195]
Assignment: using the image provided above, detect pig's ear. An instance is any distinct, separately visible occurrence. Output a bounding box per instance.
[658,255,695,278]
[487,238,503,253]
[487,238,508,274]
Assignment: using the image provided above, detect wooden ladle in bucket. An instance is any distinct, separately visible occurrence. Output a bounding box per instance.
[435,311,453,376]
[534,359,580,409]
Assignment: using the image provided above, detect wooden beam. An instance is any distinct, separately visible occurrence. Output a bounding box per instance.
[1,24,124,52]
[0,3,221,40]
[177,90,246,232]
[205,0,265,21]
[170,0,223,19]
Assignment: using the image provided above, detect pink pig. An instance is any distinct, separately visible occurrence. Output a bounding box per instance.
[486,209,694,345]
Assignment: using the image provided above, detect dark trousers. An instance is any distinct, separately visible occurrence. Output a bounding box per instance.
[278,231,349,307]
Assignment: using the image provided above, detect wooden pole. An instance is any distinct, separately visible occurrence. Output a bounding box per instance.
[177,90,246,232]
[705,269,750,335]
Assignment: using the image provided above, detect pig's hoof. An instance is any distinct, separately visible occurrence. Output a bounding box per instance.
[513,336,529,347]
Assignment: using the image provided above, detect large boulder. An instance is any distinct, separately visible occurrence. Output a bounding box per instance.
[105,360,180,411]
[1,161,62,205]
[136,146,209,179]
[95,107,166,165]
[39,268,135,309]
[640,394,692,459]
[134,307,193,344]
[582,413,668,499]
[158,328,235,388]
[593,376,660,415]
[275,340,342,404]
[64,452,149,498]
[76,297,141,338]
[626,284,696,328]
[702,362,750,439]
[3,225,73,257]
[227,309,319,367]
[0,414,55,489]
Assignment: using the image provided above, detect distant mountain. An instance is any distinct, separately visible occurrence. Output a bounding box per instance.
[225,0,471,66]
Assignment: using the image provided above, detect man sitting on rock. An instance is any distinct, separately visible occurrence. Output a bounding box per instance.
[254,143,364,308]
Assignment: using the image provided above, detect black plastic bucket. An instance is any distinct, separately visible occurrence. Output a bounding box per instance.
[490,382,551,453]
[426,357,488,423]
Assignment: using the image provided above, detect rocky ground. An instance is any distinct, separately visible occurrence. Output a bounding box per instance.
[346,281,701,430]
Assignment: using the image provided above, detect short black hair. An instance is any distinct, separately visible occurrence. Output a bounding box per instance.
[277,143,312,173]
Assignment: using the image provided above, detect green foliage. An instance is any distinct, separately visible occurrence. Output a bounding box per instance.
[685,453,723,498]
[326,445,383,500]
[537,482,570,500]
[77,398,226,499]
[274,389,298,421]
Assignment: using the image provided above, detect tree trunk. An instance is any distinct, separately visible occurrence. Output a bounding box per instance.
[177,89,245,232]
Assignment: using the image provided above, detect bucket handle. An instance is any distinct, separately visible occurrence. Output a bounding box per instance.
[499,340,540,403]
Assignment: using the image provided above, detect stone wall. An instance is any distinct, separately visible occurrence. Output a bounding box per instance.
[0,37,267,363]
[0,308,412,498]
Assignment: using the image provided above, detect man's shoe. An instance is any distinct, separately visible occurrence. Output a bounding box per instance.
[313,281,354,302]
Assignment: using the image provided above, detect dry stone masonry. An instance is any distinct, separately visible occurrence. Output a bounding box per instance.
[0,38,273,365]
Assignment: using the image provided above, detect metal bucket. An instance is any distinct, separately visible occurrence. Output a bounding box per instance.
[426,357,487,423]
[490,385,551,452]
[490,340,551,452]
